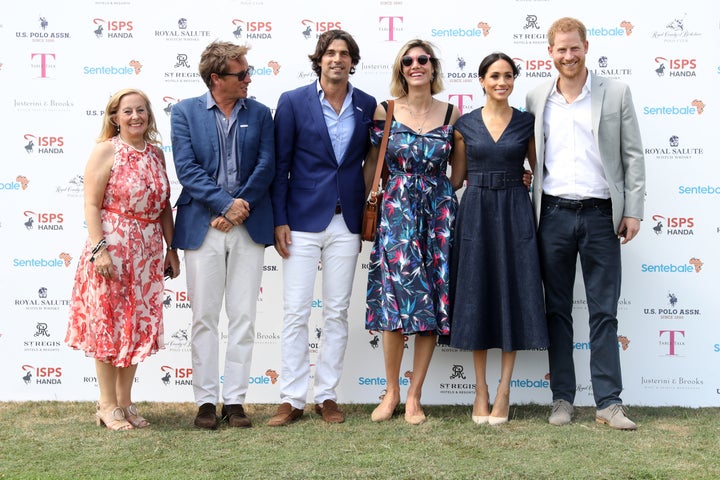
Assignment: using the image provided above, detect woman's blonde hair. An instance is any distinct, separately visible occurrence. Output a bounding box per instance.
[389,39,444,98]
[98,88,161,145]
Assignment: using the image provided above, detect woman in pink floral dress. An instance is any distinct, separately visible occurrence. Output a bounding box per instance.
[66,89,180,430]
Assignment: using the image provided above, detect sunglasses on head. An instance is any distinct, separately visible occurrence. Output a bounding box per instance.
[218,66,255,81]
[401,54,431,67]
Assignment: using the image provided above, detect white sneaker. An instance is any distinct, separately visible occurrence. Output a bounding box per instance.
[548,399,573,426]
[596,404,637,430]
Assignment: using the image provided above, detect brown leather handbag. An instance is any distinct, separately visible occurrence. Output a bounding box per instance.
[361,100,394,242]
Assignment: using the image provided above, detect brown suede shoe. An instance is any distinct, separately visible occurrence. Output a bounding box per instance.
[222,404,252,428]
[268,402,304,427]
[194,403,218,430]
[314,399,345,423]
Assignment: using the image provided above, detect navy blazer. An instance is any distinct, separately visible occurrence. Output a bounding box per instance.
[271,82,376,233]
[171,93,276,249]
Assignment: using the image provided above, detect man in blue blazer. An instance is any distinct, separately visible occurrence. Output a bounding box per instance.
[526,18,645,430]
[171,41,275,429]
[268,30,376,426]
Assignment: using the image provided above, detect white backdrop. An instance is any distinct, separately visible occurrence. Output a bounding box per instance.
[2,0,719,407]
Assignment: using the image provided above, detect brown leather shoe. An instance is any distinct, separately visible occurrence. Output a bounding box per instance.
[268,402,303,427]
[222,404,252,428]
[194,403,218,430]
[314,399,345,423]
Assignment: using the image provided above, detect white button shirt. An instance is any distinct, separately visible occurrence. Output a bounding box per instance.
[542,73,610,200]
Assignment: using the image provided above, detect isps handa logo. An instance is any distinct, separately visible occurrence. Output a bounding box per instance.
[650,214,695,237]
[160,365,192,386]
[22,210,64,232]
[21,364,62,385]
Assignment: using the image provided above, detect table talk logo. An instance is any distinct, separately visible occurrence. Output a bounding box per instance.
[22,210,64,232]
[30,52,56,78]
[92,18,134,39]
[650,214,695,237]
[154,18,212,42]
[21,364,63,385]
[651,15,702,42]
[15,16,71,42]
[658,329,686,356]
[160,365,193,386]
[644,135,704,160]
[378,15,404,41]
[299,19,342,39]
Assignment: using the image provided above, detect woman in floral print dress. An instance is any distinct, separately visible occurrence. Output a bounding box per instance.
[364,39,460,425]
[66,89,180,430]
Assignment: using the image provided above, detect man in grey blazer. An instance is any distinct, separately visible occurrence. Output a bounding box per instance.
[526,17,645,430]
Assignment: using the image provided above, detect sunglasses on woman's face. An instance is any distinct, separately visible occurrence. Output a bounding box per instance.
[401,54,431,67]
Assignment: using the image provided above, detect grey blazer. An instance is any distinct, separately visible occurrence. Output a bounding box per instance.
[526,72,646,233]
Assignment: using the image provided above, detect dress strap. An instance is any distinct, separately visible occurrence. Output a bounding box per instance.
[442,103,453,125]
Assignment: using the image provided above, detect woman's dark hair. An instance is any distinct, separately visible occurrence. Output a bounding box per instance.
[478,52,519,79]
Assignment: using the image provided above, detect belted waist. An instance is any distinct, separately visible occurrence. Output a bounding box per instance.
[103,206,161,223]
[467,172,523,189]
[542,194,611,210]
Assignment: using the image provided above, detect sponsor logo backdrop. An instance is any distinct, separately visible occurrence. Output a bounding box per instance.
[2,0,719,406]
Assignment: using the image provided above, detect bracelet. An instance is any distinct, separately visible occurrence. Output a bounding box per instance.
[167,246,177,251]
[91,239,107,255]
[89,239,108,263]
[89,247,107,263]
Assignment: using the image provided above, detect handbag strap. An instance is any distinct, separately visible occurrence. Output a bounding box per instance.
[369,100,394,203]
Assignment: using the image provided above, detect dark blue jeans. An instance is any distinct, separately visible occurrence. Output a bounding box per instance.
[538,195,622,409]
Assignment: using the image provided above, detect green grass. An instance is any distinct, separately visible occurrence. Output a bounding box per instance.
[1,402,719,479]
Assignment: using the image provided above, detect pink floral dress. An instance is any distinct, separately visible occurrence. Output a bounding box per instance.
[66,136,170,367]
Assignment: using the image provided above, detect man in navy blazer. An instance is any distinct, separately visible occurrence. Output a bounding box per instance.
[268,30,376,426]
[171,41,275,429]
[526,18,645,430]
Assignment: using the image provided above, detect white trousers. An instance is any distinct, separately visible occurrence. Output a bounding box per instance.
[185,225,264,406]
[280,214,360,409]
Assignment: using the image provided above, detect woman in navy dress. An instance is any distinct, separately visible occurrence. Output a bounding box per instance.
[444,53,548,425]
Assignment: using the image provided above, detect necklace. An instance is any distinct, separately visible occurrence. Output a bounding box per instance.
[118,136,147,153]
[406,98,435,134]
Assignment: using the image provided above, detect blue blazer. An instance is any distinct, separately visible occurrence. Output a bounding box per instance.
[271,82,376,233]
[171,93,276,249]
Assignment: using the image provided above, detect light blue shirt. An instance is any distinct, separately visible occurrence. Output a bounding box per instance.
[316,80,356,165]
[206,92,246,214]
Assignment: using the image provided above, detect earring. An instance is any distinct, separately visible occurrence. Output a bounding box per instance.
[115,124,120,133]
